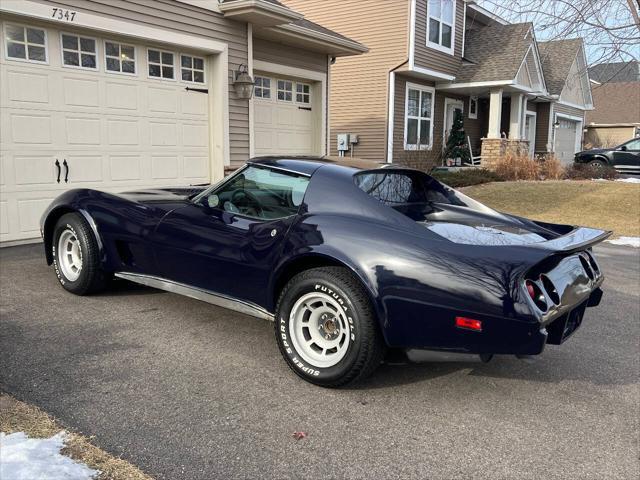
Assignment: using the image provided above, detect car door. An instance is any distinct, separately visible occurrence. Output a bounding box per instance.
[612,138,640,170]
[153,165,310,309]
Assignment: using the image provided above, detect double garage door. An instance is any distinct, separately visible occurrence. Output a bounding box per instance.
[0,20,212,243]
[554,118,581,164]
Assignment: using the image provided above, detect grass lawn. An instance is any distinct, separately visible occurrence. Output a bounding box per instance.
[462,181,640,238]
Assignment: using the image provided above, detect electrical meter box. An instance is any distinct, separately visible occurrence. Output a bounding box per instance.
[337,133,350,151]
[349,134,359,144]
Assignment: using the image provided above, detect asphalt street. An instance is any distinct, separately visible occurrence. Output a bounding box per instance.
[1,243,638,479]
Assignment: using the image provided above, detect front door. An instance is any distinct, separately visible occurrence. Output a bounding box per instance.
[443,100,464,151]
[153,165,310,308]
[525,114,536,157]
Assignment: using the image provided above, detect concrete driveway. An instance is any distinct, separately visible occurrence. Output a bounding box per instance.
[1,243,638,479]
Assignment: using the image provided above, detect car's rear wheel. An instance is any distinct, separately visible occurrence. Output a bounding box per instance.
[274,267,384,387]
[52,213,108,295]
[588,159,607,170]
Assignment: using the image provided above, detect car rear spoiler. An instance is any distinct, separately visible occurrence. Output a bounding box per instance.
[533,227,612,254]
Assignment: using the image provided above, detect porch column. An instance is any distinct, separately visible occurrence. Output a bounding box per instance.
[487,88,503,139]
[520,96,528,138]
[509,93,523,139]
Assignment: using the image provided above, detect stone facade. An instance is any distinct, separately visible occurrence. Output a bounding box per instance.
[480,138,530,170]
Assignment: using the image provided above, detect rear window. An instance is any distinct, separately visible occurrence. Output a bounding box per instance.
[354,170,471,207]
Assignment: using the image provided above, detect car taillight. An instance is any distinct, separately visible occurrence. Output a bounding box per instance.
[525,279,548,312]
[455,316,482,332]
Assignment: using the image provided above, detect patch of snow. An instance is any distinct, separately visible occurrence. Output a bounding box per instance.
[606,236,640,248]
[616,177,640,184]
[0,432,98,480]
[591,178,609,182]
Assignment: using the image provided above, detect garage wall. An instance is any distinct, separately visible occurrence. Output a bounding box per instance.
[45,0,250,164]
[253,39,327,73]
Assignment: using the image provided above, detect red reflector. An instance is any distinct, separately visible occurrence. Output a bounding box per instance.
[526,282,536,299]
[455,316,482,331]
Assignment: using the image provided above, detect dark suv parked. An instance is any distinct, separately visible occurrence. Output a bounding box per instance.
[574,138,640,174]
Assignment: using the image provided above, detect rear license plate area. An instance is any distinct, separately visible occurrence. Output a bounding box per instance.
[546,302,587,345]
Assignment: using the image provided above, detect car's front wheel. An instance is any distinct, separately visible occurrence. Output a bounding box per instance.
[52,213,108,295]
[274,267,384,387]
[588,158,607,170]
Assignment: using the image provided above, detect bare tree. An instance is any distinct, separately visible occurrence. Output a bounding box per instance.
[478,0,639,79]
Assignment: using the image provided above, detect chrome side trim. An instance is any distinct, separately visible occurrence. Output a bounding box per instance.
[114,272,274,321]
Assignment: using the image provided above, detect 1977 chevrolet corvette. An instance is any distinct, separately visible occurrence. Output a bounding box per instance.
[41,158,610,387]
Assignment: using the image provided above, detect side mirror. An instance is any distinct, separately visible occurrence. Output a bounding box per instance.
[619,145,627,151]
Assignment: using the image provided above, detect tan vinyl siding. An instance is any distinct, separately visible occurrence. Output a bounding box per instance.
[45,0,250,165]
[414,0,464,77]
[535,102,551,153]
[284,0,410,161]
[253,39,327,72]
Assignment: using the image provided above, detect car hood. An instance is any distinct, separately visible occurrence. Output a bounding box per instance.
[577,148,609,156]
[118,186,208,204]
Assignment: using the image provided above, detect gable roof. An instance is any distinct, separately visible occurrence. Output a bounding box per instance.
[538,38,583,95]
[455,23,534,83]
[589,61,640,84]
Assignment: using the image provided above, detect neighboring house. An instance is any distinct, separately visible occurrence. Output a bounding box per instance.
[0,0,366,243]
[283,0,593,167]
[585,61,640,147]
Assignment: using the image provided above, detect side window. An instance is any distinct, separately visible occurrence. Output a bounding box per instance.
[105,41,136,74]
[181,55,205,83]
[277,80,293,102]
[5,24,47,63]
[254,76,271,99]
[61,33,97,69]
[296,83,310,104]
[204,166,309,220]
[427,0,455,53]
[148,49,174,79]
[469,96,478,119]
[624,139,640,151]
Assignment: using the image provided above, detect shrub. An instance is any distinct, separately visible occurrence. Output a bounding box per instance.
[492,152,540,181]
[563,163,618,180]
[539,155,565,180]
[430,168,504,188]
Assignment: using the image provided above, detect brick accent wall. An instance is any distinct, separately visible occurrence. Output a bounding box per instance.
[480,138,530,170]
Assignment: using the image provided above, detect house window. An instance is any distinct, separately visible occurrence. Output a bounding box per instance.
[181,55,205,83]
[427,0,455,53]
[469,96,478,119]
[5,24,47,63]
[296,83,310,104]
[61,33,96,69]
[148,49,174,79]
[254,76,271,99]
[404,84,434,150]
[105,41,136,74]
[277,80,293,101]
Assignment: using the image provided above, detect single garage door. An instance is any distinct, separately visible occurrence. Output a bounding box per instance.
[253,72,318,156]
[0,21,211,243]
[554,118,580,165]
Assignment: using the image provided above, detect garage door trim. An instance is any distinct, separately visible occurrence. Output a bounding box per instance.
[554,112,583,159]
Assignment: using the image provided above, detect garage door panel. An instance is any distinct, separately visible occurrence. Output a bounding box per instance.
[148,87,178,114]
[181,92,208,116]
[105,82,138,111]
[17,198,54,234]
[183,124,208,147]
[151,156,179,180]
[13,156,57,186]
[107,119,139,145]
[7,70,49,104]
[109,155,142,181]
[66,117,101,145]
[183,156,209,179]
[66,155,104,183]
[0,202,8,235]
[150,122,178,146]
[11,114,52,144]
[63,77,100,107]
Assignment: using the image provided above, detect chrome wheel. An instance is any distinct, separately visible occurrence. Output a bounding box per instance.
[57,229,83,282]
[289,292,351,368]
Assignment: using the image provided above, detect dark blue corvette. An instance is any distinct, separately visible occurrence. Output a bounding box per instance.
[41,157,610,387]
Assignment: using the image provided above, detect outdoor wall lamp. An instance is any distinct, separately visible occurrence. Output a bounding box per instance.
[233,64,254,99]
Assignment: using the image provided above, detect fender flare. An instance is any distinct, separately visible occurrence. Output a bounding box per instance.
[43,207,104,265]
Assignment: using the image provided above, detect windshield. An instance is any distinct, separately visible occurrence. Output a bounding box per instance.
[354,170,489,211]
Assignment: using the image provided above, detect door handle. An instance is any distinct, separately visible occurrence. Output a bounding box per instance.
[63,159,69,183]
[55,159,61,183]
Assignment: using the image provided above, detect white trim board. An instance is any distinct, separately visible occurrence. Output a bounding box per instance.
[409,0,417,69]
[387,71,396,162]
[248,23,255,159]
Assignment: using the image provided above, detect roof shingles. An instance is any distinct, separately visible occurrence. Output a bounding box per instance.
[538,38,583,95]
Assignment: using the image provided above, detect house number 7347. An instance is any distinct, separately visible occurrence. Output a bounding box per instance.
[51,8,77,22]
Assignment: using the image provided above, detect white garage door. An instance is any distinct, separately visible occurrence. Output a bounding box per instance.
[0,21,211,243]
[253,73,317,156]
[554,118,580,164]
